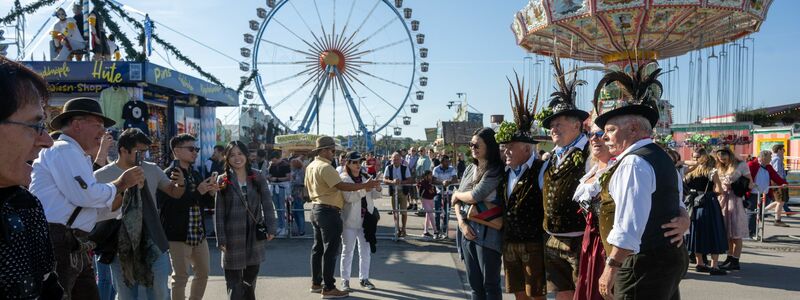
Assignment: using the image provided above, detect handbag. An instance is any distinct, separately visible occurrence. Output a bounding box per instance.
[685,173,714,208]
[467,201,503,230]
[731,175,751,198]
[237,185,269,241]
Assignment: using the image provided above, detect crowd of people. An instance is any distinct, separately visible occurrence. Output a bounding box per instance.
[0,53,795,300]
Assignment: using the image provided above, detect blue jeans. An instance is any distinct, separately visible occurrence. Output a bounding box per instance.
[434,193,451,233]
[291,195,306,234]
[110,251,172,300]
[272,185,288,230]
[95,255,116,300]
[461,239,502,300]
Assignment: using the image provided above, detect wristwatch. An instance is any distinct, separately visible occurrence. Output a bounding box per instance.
[605,257,623,268]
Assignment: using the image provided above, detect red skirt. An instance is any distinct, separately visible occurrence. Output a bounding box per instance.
[574,211,605,300]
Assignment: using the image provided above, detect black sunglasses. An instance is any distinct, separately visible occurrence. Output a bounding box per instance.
[589,131,604,139]
[176,146,200,152]
[468,142,480,149]
[1,120,47,136]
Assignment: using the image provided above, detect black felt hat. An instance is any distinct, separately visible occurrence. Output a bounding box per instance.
[593,61,662,129]
[49,97,116,129]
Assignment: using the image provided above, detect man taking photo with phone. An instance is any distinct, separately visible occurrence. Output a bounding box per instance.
[157,133,218,300]
[94,128,185,299]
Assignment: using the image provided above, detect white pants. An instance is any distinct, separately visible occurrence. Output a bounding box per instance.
[340,227,370,281]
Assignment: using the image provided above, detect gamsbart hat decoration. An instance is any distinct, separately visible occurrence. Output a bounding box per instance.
[495,71,539,145]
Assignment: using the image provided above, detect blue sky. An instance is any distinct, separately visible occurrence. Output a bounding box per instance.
[3,0,798,140]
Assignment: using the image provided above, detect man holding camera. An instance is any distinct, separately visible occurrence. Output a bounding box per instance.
[94,128,184,299]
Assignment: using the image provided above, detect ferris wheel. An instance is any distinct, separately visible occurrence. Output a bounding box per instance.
[239,0,427,141]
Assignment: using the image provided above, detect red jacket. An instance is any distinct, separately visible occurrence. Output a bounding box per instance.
[747,159,788,198]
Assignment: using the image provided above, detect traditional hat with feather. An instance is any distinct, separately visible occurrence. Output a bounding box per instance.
[495,72,539,144]
[593,56,663,129]
[540,55,589,129]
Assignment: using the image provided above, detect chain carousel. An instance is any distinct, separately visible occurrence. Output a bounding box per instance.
[511,0,774,134]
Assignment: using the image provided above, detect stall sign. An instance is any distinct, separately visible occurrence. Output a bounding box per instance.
[23,61,143,84]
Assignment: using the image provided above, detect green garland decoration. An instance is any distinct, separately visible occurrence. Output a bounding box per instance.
[494,121,517,144]
[0,0,58,24]
[534,108,553,123]
[91,0,143,61]
[237,70,257,94]
[104,0,228,88]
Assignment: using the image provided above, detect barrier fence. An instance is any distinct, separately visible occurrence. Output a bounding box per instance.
[755,185,800,242]
[264,183,459,241]
[256,183,796,243]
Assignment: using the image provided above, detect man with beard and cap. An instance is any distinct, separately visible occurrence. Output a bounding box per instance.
[494,73,547,300]
[593,59,690,299]
[537,56,590,300]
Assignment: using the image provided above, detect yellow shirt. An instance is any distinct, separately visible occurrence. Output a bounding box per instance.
[304,156,345,208]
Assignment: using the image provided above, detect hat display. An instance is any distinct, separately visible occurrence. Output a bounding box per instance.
[313,136,337,151]
[541,55,589,129]
[49,97,116,129]
[495,72,539,144]
[593,59,662,129]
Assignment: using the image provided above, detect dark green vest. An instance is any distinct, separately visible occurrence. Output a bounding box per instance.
[542,144,589,234]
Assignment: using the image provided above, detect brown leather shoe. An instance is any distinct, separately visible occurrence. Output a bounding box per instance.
[310,284,323,293]
[775,220,790,227]
[321,288,349,299]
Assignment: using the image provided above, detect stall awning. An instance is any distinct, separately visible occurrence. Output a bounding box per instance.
[21,61,239,107]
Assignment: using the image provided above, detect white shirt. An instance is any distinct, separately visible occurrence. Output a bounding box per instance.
[506,151,537,198]
[384,164,411,181]
[753,164,771,194]
[433,165,458,191]
[30,134,117,232]
[606,138,686,254]
[538,134,591,189]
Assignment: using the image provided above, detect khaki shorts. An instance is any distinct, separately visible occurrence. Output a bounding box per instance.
[389,190,410,213]
[503,242,546,297]
[544,235,582,292]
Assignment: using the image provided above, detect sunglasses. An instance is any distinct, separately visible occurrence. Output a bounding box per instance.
[177,146,201,152]
[468,142,480,149]
[589,131,604,139]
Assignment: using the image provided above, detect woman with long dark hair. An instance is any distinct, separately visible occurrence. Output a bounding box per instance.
[215,141,277,299]
[451,127,504,300]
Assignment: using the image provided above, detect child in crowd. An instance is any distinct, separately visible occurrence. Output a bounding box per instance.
[418,170,437,238]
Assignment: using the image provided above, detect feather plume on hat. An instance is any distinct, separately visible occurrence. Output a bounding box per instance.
[496,71,539,144]
[592,54,663,128]
[541,54,589,129]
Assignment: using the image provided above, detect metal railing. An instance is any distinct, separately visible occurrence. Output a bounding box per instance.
[754,185,799,242]
[264,182,459,241]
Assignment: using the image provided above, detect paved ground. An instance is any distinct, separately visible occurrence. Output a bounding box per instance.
[198,196,800,299]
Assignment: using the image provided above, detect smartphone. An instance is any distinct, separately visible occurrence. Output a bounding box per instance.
[134,151,143,166]
[210,171,218,182]
[171,159,180,170]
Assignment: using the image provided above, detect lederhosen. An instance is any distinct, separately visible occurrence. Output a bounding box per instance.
[599,143,688,299]
[541,143,589,290]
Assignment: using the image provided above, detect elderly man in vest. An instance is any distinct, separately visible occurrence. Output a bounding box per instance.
[382,152,416,237]
[537,57,590,300]
[594,63,690,299]
[495,74,547,300]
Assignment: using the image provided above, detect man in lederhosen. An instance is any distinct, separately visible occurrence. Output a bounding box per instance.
[538,57,590,300]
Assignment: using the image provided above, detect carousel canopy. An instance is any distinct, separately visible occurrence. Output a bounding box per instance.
[512,0,773,63]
